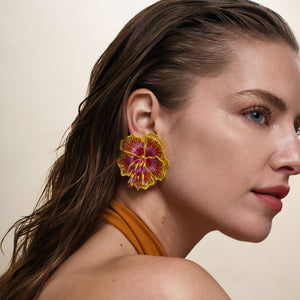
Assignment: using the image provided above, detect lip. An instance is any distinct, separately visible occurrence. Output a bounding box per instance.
[251,185,290,212]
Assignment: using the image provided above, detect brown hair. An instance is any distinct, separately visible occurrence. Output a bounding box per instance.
[1,0,298,299]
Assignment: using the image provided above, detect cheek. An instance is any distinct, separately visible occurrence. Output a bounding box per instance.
[165,111,266,198]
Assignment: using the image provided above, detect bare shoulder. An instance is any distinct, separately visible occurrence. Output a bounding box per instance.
[102,255,230,300]
[124,256,231,300]
[38,255,230,300]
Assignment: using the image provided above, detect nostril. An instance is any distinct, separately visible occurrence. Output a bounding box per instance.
[280,166,294,171]
[277,165,300,175]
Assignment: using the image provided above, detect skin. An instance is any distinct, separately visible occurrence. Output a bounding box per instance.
[38,40,300,299]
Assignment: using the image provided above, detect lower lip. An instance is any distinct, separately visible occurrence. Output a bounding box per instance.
[252,192,283,212]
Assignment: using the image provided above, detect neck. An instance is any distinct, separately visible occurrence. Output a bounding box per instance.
[114,182,214,258]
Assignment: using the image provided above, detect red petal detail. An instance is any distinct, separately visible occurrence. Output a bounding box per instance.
[123,135,144,156]
[140,168,155,187]
[146,157,164,180]
[118,153,139,175]
[144,137,163,158]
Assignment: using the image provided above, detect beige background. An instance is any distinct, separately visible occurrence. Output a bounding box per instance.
[1,1,299,299]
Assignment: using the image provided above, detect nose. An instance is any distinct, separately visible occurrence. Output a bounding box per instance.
[270,130,300,176]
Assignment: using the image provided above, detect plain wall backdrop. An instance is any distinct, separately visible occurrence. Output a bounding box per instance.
[1,1,300,299]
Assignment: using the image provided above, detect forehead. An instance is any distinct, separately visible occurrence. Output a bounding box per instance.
[219,40,300,109]
[231,39,299,79]
[178,40,300,117]
[239,40,298,87]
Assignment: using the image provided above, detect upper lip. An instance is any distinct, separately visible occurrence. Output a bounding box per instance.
[252,185,290,200]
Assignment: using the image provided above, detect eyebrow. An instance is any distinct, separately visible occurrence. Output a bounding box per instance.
[235,89,286,111]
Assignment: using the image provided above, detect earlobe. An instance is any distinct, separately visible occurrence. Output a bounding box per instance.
[126,88,160,136]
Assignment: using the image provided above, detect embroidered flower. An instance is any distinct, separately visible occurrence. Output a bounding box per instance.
[117,133,169,190]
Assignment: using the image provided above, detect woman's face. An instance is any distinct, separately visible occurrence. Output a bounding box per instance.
[161,40,300,242]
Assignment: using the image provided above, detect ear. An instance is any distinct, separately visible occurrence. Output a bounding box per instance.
[126,88,161,136]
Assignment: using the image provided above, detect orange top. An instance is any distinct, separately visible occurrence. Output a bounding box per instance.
[102,200,167,256]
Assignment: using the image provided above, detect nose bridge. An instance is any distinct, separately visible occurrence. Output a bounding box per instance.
[271,127,300,175]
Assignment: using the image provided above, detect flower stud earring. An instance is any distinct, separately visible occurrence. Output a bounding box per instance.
[117,133,169,190]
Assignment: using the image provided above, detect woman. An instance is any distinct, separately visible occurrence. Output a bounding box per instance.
[1,0,300,299]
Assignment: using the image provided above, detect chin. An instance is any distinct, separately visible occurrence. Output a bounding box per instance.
[220,222,273,243]
[237,232,270,243]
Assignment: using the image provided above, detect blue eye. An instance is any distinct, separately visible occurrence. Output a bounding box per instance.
[247,111,265,123]
[243,106,272,126]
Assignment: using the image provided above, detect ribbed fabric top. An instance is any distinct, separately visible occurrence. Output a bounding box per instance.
[102,200,167,256]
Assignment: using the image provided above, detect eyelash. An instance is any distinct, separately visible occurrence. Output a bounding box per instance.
[242,105,273,126]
